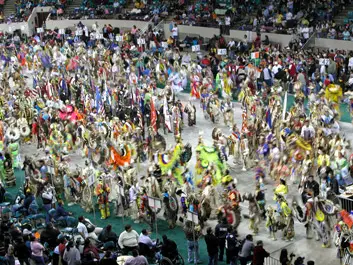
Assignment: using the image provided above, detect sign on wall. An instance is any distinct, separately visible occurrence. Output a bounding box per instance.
[217,48,227,55]
[192,45,200,52]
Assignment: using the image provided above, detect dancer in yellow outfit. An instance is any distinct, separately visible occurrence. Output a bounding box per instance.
[95,175,111,219]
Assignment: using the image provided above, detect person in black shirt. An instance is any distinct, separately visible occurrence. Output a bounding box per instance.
[40,223,60,249]
[215,217,229,262]
[161,235,178,260]
[329,173,340,195]
[14,237,31,265]
[0,181,5,203]
[205,227,219,265]
[225,227,239,265]
[98,224,118,244]
[9,222,22,242]
[100,251,116,265]
[302,175,320,203]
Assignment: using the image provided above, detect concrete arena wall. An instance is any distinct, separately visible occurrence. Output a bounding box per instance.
[0,22,28,35]
[0,13,352,51]
[45,19,149,32]
[314,38,353,51]
[163,24,294,47]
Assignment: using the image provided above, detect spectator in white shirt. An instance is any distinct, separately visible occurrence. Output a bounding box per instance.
[181,53,191,66]
[286,10,293,21]
[172,25,179,40]
[77,216,101,241]
[118,224,139,255]
[228,40,235,49]
[301,26,310,41]
[272,61,282,76]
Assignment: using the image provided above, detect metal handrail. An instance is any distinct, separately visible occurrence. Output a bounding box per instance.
[265,256,281,265]
[140,17,154,34]
[301,30,316,50]
[152,19,165,32]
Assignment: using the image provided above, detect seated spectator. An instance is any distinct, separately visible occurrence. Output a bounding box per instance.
[343,28,351,41]
[161,235,178,260]
[54,200,71,224]
[118,224,139,255]
[83,238,100,261]
[40,223,60,249]
[124,249,148,265]
[100,251,117,265]
[138,229,155,257]
[98,224,118,243]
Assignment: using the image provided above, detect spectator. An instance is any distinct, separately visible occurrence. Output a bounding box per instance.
[100,251,117,265]
[225,227,239,265]
[57,237,68,265]
[30,236,45,265]
[138,229,155,249]
[23,191,35,214]
[118,224,139,255]
[0,181,6,203]
[99,224,118,243]
[9,222,22,242]
[54,200,71,225]
[204,227,219,265]
[262,65,273,87]
[63,241,81,265]
[77,216,99,240]
[238,234,254,265]
[327,58,337,81]
[279,248,295,265]
[83,238,100,261]
[252,240,269,265]
[215,217,229,262]
[6,243,15,265]
[172,24,179,41]
[41,182,54,223]
[14,237,30,265]
[124,249,148,265]
[294,257,305,265]
[184,221,201,264]
[40,223,60,249]
[161,235,178,260]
